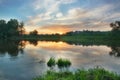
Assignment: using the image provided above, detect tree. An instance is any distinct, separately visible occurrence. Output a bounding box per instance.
[0,20,7,38]
[0,19,26,38]
[29,30,38,35]
[110,21,120,31]
[18,22,25,35]
[7,19,19,36]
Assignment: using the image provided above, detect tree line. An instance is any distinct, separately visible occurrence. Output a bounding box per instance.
[0,19,25,38]
[0,19,40,39]
[0,19,120,39]
[65,21,120,36]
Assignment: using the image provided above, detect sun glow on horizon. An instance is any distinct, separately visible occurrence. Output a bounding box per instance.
[25,25,70,34]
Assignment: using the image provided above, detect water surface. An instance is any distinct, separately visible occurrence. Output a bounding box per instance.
[0,41,120,80]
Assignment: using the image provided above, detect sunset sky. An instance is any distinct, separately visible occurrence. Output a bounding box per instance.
[0,0,120,34]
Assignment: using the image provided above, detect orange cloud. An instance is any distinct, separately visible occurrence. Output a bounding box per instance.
[25,21,112,34]
[37,25,72,34]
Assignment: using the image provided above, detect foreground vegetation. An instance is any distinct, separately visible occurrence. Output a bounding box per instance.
[34,58,120,80]
[34,67,120,80]
[47,58,71,69]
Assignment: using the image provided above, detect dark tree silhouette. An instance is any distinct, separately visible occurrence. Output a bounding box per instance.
[0,40,26,57]
[18,22,25,35]
[109,47,120,57]
[0,19,26,38]
[110,21,120,31]
[29,40,38,46]
[29,30,38,35]
[0,20,7,38]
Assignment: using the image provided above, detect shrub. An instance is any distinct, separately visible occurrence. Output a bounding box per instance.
[47,57,56,67]
[57,58,71,68]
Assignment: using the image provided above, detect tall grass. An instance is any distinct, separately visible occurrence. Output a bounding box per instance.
[57,58,71,68]
[47,57,56,68]
[33,67,120,80]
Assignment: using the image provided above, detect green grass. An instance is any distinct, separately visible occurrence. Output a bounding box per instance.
[57,58,71,68]
[61,35,120,47]
[9,32,120,47]
[47,58,71,69]
[10,35,60,41]
[33,67,120,80]
[47,57,56,67]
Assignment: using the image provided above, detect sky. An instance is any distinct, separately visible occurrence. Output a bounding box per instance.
[0,0,120,34]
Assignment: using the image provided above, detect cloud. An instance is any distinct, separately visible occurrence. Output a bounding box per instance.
[32,0,77,10]
[56,12,63,18]
[24,0,120,33]
[38,25,71,34]
[35,21,111,34]
[26,0,77,26]
[28,4,111,27]
[26,16,41,25]
[60,0,77,4]
[26,13,53,26]
[56,4,113,21]
[28,0,111,25]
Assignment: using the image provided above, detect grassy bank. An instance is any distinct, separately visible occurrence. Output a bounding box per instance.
[61,35,120,46]
[61,31,120,46]
[34,67,120,80]
[8,31,120,46]
[10,35,61,41]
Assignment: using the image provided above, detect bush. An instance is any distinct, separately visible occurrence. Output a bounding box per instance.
[57,58,71,68]
[47,57,56,67]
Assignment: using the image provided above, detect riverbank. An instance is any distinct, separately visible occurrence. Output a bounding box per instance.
[8,32,120,47]
[34,67,120,80]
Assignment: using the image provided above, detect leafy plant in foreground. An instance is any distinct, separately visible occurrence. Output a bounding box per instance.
[47,57,56,68]
[57,58,71,68]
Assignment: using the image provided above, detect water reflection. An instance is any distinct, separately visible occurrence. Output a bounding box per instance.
[109,47,120,57]
[29,40,38,46]
[65,41,120,47]
[0,40,120,58]
[0,40,120,80]
[0,40,25,57]
[25,41,120,73]
[63,41,120,57]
